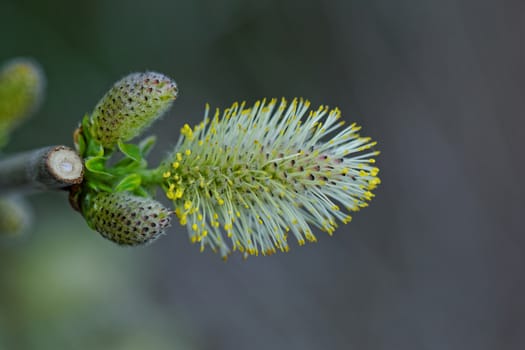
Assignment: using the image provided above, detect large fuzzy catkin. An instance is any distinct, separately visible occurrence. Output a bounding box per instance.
[162,98,380,257]
[0,58,45,144]
[90,72,178,149]
[83,192,172,246]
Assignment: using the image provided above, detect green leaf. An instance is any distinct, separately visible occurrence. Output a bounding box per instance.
[133,186,150,197]
[138,135,157,156]
[81,114,92,138]
[85,156,113,177]
[86,181,100,192]
[75,131,86,157]
[98,183,114,192]
[114,173,142,192]
[87,139,104,158]
[118,141,142,162]
[113,156,137,169]
[86,181,114,192]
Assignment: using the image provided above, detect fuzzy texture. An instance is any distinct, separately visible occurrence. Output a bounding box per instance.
[161,98,380,257]
[0,58,45,144]
[83,192,172,246]
[90,72,178,149]
[0,196,32,237]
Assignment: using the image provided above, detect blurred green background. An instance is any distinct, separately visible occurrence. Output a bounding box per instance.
[1,0,524,349]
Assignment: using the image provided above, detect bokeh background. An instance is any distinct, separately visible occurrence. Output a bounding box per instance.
[1,0,524,349]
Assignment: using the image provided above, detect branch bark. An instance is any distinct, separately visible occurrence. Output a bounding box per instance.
[0,145,84,195]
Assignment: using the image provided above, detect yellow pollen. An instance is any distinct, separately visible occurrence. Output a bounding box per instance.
[181,124,194,139]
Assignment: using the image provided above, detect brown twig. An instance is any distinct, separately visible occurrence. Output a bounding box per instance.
[0,145,83,195]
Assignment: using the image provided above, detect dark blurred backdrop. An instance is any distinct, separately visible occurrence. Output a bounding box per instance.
[1,0,524,349]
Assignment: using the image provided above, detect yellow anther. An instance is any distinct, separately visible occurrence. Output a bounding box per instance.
[172,161,180,169]
[343,215,352,224]
[163,171,171,178]
[306,233,317,242]
[181,124,194,139]
[369,178,381,186]
[185,149,191,156]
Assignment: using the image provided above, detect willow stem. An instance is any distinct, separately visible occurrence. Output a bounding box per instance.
[0,145,84,195]
[139,168,163,187]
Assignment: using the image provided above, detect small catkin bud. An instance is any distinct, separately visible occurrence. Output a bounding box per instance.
[83,192,172,246]
[0,196,33,238]
[90,72,178,149]
[0,58,45,144]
